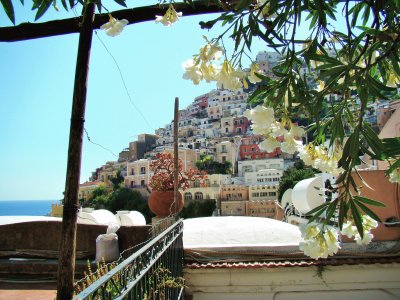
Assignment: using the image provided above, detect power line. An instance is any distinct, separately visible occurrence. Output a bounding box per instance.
[94,31,155,132]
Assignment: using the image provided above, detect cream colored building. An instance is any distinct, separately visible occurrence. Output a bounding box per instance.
[220,116,234,136]
[220,200,246,216]
[220,184,248,201]
[215,140,239,169]
[238,158,284,177]
[98,161,127,187]
[183,174,231,204]
[245,200,284,219]
[125,159,152,188]
[244,168,283,185]
[249,184,279,201]
[78,181,105,201]
[153,146,198,171]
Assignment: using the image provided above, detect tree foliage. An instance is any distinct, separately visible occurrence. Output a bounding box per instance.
[196,154,232,174]
[179,199,216,218]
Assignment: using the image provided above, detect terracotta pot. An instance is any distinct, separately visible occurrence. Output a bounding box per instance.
[148,190,184,217]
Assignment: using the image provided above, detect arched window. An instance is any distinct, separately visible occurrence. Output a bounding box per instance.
[195,192,203,200]
[184,192,193,201]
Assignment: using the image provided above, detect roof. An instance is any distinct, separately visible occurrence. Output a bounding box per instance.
[185,256,400,269]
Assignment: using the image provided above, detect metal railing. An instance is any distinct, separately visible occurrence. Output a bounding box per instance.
[73,219,184,300]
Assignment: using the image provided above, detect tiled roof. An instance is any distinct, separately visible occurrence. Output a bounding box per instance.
[185,255,400,269]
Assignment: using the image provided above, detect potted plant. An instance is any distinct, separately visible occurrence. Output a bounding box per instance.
[148,153,207,217]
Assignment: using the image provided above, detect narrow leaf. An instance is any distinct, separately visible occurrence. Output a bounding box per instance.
[353,196,386,207]
[0,0,15,24]
[35,0,52,20]
[350,200,364,238]
[305,202,330,217]
[354,199,382,222]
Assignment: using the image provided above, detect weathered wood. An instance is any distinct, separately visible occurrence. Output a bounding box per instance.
[56,3,95,300]
[0,249,91,259]
[0,2,224,42]
[174,97,179,215]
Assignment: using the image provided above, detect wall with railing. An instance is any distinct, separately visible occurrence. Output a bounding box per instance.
[73,218,184,300]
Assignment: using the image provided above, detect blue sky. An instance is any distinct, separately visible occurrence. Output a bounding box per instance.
[0,2,272,200]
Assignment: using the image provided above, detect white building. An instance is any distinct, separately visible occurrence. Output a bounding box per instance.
[238,158,284,177]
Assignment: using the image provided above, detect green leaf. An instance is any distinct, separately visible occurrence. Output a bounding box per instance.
[362,123,384,156]
[113,0,126,7]
[382,138,400,157]
[34,0,52,21]
[0,0,15,24]
[353,198,382,222]
[324,199,339,224]
[353,195,385,207]
[60,0,67,10]
[350,200,364,238]
[305,202,330,223]
[234,0,252,11]
[338,200,348,230]
[387,159,400,174]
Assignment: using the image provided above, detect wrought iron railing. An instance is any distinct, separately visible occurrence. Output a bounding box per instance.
[73,219,184,300]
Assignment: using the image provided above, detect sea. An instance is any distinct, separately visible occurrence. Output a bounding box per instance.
[0,200,57,216]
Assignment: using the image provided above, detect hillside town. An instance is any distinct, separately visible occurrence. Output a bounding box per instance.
[77,51,400,221]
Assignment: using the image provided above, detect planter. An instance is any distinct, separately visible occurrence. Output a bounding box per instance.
[148,190,184,217]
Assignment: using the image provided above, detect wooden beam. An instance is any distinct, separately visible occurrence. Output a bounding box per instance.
[0,2,224,42]
[56,2,95,299]
[174,97,179,214]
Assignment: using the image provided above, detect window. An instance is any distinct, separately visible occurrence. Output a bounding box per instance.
[140,167,146,174]
[195,192,203,200]
[184,192,193,200]
[237,127,242,134]
[130,181,135,188]
[141,180,145,187]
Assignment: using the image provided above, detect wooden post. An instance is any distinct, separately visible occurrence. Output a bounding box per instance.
[173,97,179,214]
[56,3,95,299]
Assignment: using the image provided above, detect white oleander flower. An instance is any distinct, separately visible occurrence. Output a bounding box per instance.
[298,146,314,166]
[341,221,358,238]
[155,4,182,26]
[324,228,341,255]
[355,231,374,245]
[270,121,288,138]
[199,41,224,62]
[200,62,219,83]
[300,223,320,240]
[363,215,378,231]
[281,132,300,154]
[259,136,280,153]
[244,105,275,125]
[300,224,340,259]
[182,59,202,85]
[289,124,305,138]
[388,168,400,183]
[248,63,263,84]
[216,60,242,90]
[300,238,323,259]
[100,16,129,37]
